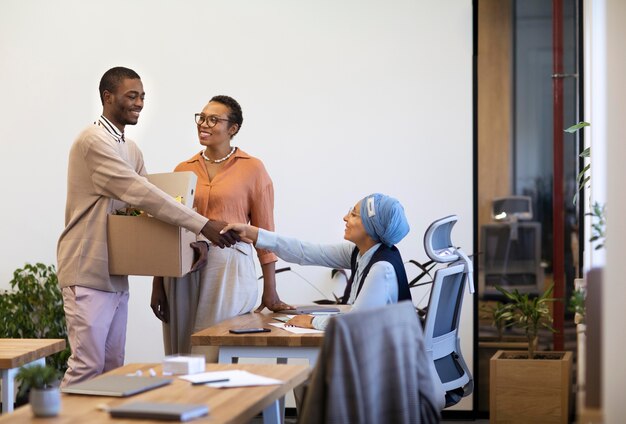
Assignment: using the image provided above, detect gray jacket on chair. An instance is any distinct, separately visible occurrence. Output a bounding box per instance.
[300,301,442,424]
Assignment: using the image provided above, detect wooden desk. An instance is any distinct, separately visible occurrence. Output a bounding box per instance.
[191,312,326,365]
[0,362,309,424]
[0,339,66,414]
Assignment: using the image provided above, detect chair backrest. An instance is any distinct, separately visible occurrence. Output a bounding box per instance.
[421,215,474,408]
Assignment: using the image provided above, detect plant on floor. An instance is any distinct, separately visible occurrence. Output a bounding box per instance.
[495,284,555,359]
[0,263,70,374]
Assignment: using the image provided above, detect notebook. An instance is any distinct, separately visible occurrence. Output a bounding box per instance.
[109,402,209,421]
[276,305,340,315]
[61,375,172,397]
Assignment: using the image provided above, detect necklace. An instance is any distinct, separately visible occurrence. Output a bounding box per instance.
[201,146,236,163]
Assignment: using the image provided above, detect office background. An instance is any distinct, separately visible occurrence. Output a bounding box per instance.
[0,0,474,410]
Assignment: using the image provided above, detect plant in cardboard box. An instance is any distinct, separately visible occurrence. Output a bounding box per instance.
[489,284,573,423]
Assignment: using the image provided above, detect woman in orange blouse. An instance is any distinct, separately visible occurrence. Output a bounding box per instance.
[150,95,292,359]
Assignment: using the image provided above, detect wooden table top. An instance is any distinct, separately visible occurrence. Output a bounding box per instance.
[0,339,66,369]
[0,362,310,424]
[191,310,336,348]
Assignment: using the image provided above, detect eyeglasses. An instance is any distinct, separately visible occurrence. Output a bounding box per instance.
[194,113,231,128]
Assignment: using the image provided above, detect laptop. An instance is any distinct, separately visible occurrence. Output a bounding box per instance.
[61,375,172,397]
[276,305,340,315]
[109,402,209,421]
[147,171,197,208]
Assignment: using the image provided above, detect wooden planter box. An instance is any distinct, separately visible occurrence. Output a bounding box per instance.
[478,336,531,413]
[490,350,573,424]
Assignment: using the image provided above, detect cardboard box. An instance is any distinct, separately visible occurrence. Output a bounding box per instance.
[107,171,198,277]
[108,215,196,277]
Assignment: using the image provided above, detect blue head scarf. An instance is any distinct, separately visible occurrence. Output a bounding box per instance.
[359,193,410,247]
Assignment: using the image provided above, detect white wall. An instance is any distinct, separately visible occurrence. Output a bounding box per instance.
[585,0,626,420]
[0,0,473,410]
[597,0,626,420]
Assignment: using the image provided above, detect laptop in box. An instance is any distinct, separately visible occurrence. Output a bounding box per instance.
[61,375,172,397]
[147,171,197,208]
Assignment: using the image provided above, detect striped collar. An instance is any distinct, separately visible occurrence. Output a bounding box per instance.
[96,115,125,143]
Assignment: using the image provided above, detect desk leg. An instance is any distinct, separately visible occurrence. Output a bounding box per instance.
[217,349,239,364]
[1,367,17,414]
[1,358,45,414]
[262,397,284,424]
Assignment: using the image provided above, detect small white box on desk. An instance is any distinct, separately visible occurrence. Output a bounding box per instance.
[162,355,206,375]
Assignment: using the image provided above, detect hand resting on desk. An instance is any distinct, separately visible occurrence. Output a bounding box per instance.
[285,315,315,329]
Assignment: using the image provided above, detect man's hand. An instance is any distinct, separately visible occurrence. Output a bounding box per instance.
[220,223,259,244]
[285,314,314,329]
[150,277,169,323]
[255,291,295,313]
[201,220,240,248]
[189,241,209,272]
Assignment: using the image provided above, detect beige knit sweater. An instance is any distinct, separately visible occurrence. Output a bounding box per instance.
[57,124,208,292]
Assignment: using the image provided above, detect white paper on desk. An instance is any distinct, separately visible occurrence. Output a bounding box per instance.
[180,370,283,388]
[269,322,324,334]
[273,315,295,323]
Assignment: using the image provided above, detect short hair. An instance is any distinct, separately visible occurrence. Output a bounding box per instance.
[210,95,243,136]
[99,67,141,105]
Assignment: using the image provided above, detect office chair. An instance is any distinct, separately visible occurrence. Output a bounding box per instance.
[421,215,475,408]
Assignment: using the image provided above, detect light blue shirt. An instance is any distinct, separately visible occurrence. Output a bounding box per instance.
[256,229,399,330]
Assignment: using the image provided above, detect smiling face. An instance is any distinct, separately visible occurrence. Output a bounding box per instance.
[343,201,370,245]
[197,101,239,150]
[103,78,144,131]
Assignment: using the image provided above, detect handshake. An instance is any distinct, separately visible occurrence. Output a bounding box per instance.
[190,221,261,272]
[199,220,260,248]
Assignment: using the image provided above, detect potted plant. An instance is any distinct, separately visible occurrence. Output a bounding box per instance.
[489,284,573,423]
[0,263,70,407]
[15,364,61,417]
[564,121,606,323]
[477,300,535,414]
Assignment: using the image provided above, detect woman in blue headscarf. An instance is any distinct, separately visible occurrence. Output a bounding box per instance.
[222,193,412,330]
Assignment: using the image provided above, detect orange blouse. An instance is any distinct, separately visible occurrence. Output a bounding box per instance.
[174,149,277,265]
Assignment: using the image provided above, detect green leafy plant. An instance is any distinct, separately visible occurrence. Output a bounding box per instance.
[568,286,586,324]
[480,301,511,340]
[565,121,591,205]
[15,364,60,398]
[495,284,555,359]
[0,263,70,374]
[113,207,143,216]
[587,201,606,250]
[564,121,606,324]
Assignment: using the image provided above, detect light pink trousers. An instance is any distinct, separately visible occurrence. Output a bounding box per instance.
[60,286,129,387]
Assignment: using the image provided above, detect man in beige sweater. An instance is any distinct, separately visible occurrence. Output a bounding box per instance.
[57,67,237,386]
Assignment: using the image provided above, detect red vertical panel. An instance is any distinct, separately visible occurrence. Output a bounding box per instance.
[552,0,565,351]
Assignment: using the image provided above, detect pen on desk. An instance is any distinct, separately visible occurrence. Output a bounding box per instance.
[192,378,230,385]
